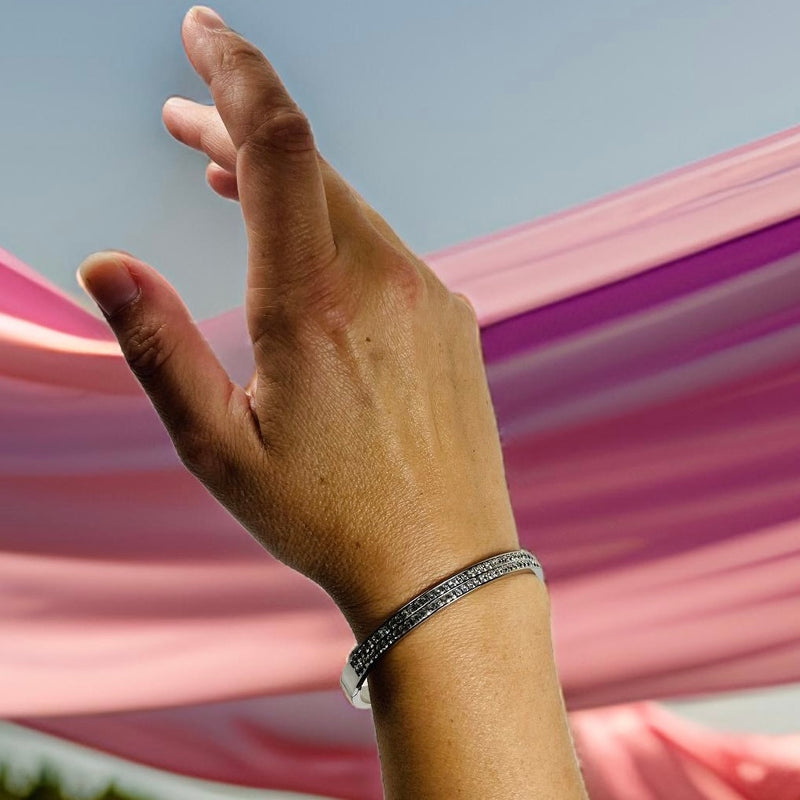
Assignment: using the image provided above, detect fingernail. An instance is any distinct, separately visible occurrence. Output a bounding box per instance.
[191,5,226,30]
[77,253,140,316]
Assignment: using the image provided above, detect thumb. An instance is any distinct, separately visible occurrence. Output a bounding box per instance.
[77,250,259,480]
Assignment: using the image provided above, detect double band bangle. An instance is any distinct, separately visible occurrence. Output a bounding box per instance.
[340,548,545,709]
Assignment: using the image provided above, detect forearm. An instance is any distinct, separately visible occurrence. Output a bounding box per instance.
[366,569,589,800]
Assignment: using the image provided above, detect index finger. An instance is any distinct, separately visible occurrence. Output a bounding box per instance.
[180,6,337,322]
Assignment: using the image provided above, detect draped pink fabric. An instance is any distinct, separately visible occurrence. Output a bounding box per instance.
[17,701,800,800]
[2,124,800,798]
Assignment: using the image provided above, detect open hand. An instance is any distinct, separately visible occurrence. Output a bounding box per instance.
[77,5,520,642]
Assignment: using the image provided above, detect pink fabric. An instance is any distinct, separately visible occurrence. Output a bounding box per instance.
[572,703,800,800]
[17,701,800,800]
[2,124,800,797]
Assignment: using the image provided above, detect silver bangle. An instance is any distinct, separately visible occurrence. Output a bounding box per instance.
[340,548,545,709]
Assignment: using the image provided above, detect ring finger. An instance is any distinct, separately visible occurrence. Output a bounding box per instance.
[206,161,239,200]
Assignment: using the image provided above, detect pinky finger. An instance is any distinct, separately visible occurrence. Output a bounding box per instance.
[206,161,239,201]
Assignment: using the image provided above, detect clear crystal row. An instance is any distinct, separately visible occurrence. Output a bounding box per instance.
[347,549,543,677]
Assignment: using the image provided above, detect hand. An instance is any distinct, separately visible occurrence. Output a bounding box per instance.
[77,5,520,642]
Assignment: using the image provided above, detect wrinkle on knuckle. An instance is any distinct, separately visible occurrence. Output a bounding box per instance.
[250,304,299,358]
[217,40,265,80]
[124,320,178,383]
[241,108,316,157]
[207,46,260,115]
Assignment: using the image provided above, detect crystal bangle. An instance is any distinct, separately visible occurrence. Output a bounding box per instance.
[340,548,545,709]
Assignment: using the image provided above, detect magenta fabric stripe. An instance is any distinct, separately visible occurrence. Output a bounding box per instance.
[481,214,800,360]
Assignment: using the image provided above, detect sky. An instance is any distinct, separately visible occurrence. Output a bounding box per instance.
[4,0,800,320]
[1,0,798,793]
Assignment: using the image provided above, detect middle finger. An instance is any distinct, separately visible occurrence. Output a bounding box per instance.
[163,95,368,244]
[162,97,433,272]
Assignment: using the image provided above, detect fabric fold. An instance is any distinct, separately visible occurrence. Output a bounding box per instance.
[2,123,800,798]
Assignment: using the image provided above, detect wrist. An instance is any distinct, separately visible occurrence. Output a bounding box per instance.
[360,572,586,800]
[337,532,527,646]
[365,569,551,710]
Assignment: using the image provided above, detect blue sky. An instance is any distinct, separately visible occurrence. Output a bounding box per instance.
[1,0,798,778]
[3,0,800,320]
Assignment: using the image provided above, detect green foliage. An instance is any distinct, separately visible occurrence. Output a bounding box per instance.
[0,762,153,800]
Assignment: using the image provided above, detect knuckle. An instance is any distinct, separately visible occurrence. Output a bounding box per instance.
[381,256,427,309]
[243,108,316,156]
[123,320,177,383]
[217,39,265,80]
[303,278,353,336]
[250,303,300,358]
